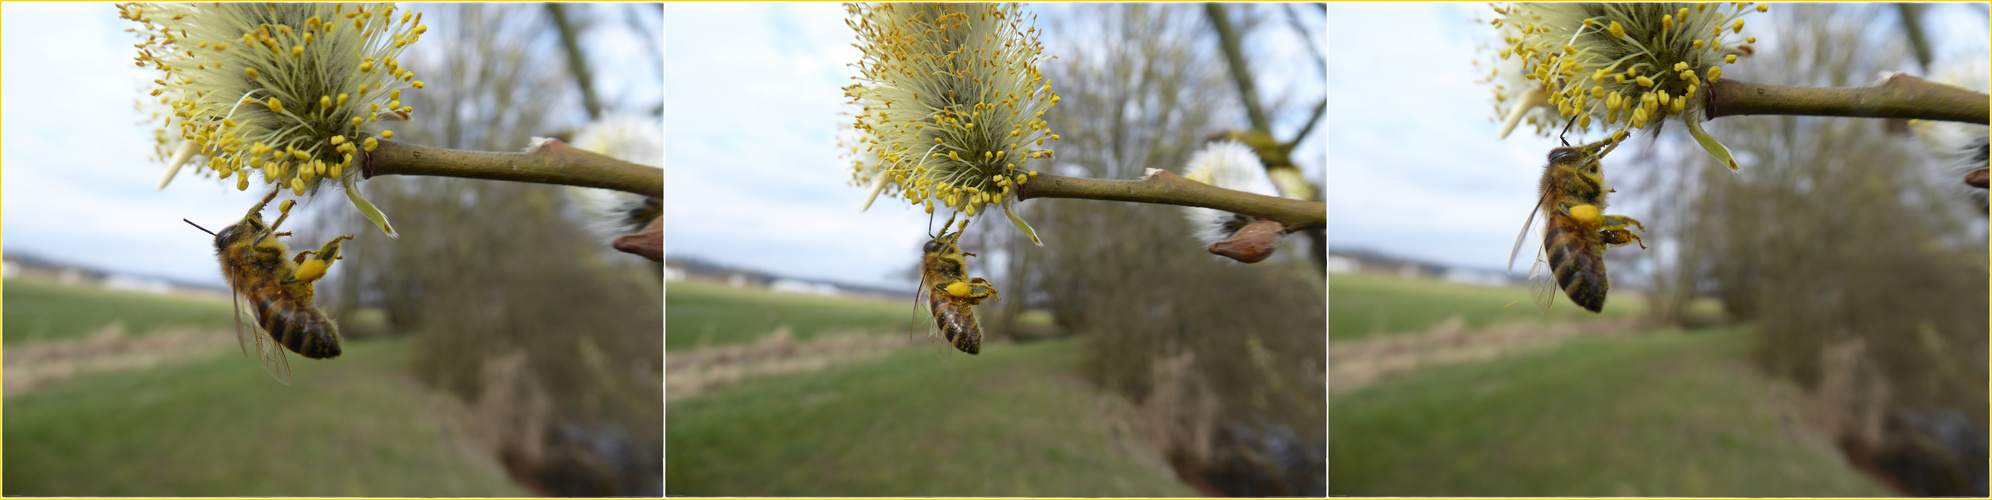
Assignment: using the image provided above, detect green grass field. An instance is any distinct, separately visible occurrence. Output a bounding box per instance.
[1328,271,1642,341]
[3,279,527,496]
[4,278,237,345]
[666,283,1195,496]
[1330,328,1890,496]
[668,338,1196,497]
[664,279,920,351]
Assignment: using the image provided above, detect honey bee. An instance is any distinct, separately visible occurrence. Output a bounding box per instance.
[1508,131,1646,314]
[916,213,999,356]
[184,189,354,385]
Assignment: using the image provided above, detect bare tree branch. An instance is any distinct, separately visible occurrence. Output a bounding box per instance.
[1016,171,1324,232]
[546,4,603,120]
[1897,4,1933,73]
[1704,74,1990,124]
[1288,98,1327,148]
[1204,4,1270,133]
[363,139,662,198]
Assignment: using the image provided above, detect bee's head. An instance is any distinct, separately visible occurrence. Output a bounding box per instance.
[1548,147,1580,164]
[923,239,943,254]
[214,217,266,249]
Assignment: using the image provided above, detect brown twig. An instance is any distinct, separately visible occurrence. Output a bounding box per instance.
[1704,75,1989,124]
[1015,171,1324,231]
[362,139,662,198]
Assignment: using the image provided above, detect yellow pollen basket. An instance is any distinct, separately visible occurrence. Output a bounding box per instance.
[296,259,330,283]
[1568,204,1602,224]
[946,282,972,297]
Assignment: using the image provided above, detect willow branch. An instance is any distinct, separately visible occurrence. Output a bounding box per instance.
[1704,75,1989,124]
[1015,171,1324,231]
[363,139,662,198]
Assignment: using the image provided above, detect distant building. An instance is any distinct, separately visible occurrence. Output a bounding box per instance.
[769,279,839,296]
[1442,268,1509,287]
[104,274,172,294]
[665,266,686,282]
[1327,255,1359,274]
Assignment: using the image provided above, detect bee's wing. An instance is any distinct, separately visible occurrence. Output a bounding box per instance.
[258,329,293,386]
[1508,191,1551,274]
[910,272,951,361]
[1528,249,1557,316]
[231,292,253,358]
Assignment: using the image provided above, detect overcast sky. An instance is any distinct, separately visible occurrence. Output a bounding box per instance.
[664,3,1324,290]
[1329,2,1990,274]
[2,3,658,287]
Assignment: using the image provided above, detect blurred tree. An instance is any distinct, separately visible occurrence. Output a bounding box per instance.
[1624,4,1987,495]
[973,4,1326,495]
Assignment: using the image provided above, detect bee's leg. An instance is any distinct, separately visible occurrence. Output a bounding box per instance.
[294,250,316,265]
[243,189,280,219]
[1600,214,1645,232]
[1600,228,1646,249]
[964,277,1000,302]
[294,235,356,283]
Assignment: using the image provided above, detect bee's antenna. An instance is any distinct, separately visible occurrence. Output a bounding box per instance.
[1557,115,1579,147]
[184,219,216,236]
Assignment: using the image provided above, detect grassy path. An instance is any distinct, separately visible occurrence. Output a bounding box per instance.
[4,278,235,345]
[665,280,916,351]
[1328,272,1641,341]
[1330,328,1891,497]
[667,338,1197,497]
[4,337,527,497]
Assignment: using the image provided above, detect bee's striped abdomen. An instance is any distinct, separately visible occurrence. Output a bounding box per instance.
[1544,214,1609,312]
[255,291,342,359]
[928,292,982,355]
